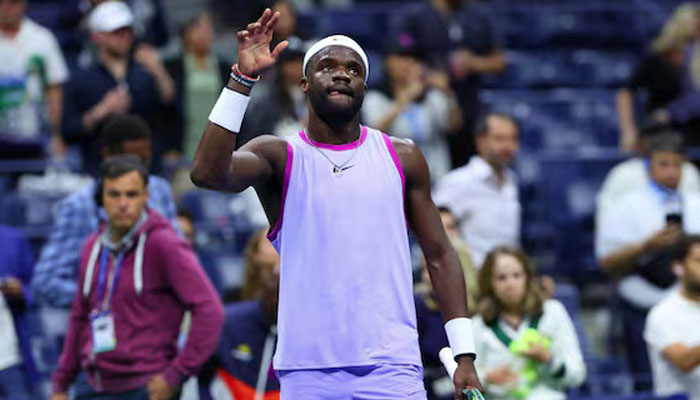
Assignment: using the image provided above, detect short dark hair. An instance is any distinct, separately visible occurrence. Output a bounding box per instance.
[99,114,152,153]
[673,235,700,262]
[100,155,149,186]
[474,112,518,138]
[648,131,687,156]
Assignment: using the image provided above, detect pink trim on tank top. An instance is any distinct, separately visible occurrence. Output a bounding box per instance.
[381,133,405,197]
[299,125,368,151]
[267,142,294,242]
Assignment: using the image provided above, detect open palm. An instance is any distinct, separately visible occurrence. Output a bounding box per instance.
[236,8,289,77]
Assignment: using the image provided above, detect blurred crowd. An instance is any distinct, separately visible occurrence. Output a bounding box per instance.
[1,0,700,399]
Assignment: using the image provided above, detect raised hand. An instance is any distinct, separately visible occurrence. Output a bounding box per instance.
[236,8,289,77]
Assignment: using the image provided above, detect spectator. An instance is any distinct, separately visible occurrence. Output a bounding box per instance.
[433,112,520,268]
[398,0,506,167]
[415,207,476,400]
[596,131,700,387]
[645,235,700,399]
[176,206,223,297]
[32,114,179,310]
[50,155,224,400]
[270,0,307,46]
[616,4,699,151]
[473,247,586,399]
[200,230,281,400]
[240,37,307,142]
[0,0,69,158]
[283,0,351,10]
[0,226,36,400]
[362,33,461,181]
[164,12,230,161]
[61,0,174,173]
[240,229,282,301]
[597,125,700,230]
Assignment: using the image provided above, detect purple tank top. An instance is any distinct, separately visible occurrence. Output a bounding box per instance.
[269,126,421,370]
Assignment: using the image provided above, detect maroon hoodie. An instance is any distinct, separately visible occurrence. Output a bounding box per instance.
[52,209,224,393]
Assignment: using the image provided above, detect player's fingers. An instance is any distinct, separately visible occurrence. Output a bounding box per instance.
[270,40,289,60]
[258,7,272,26]
[237,30,250,38]
[246,22,261,34]
[265,11,281,33]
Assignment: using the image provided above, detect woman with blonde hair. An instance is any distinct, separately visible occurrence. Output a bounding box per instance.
[473,247,585,399]
[239,229,280,301]
[617,3,700,151]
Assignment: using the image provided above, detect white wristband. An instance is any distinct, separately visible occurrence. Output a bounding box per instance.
[444,317,476,359]
[208,88,250,133]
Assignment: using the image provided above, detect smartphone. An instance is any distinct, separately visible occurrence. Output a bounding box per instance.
[666,213,683,226]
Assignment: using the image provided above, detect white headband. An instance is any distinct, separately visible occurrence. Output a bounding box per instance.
[302,35,369,83]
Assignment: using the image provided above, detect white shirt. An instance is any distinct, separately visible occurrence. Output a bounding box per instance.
[433,156,520,267]
[0,18,69,140]
[0,292,21,371]
[596,158,700,229]
[362,89,453,180]
[596,184,700,309]
[473,300,586,400]
[644,289,700,400]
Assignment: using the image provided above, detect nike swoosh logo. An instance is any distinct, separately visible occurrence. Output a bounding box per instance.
[340,165,355,171]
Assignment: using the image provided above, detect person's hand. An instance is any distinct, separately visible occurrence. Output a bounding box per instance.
[134,44,165,73]
[620,128,639,153]
[453,356,483,400]
[450,49,476,79]
[236,8,289,77]
[99,87,131,116]
[49,135,67,157]
[520,344,551,364]
[0,277,23,300]
[425,69,451,92]
[486,365,518,386]
[539,275,556,299]
[147,374,177,400]
[50,393,68,400]
[644,225,683,252]
[396,80,425,106]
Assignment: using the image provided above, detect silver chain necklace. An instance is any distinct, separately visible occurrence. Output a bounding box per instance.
[306,129,362,178]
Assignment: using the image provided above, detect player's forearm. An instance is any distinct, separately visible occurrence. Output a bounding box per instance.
[190,79,249,191]
[426,243,470,321]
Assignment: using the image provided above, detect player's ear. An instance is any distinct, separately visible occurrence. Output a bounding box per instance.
[301,77,309,93]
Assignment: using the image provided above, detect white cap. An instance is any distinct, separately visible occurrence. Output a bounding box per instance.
[302,35,369,83]
[88,1,134,33]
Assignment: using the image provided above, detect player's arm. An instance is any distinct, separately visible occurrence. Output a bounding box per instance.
[395,138,482,397]
[190,9,289,193]
[662,343,700,373]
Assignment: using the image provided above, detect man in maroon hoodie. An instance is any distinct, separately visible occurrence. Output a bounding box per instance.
[51,155,224,400]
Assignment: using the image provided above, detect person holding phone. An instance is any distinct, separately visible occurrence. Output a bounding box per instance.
[596,131,700,389]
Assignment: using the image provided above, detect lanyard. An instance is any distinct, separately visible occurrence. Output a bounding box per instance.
[96,248,125,312]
